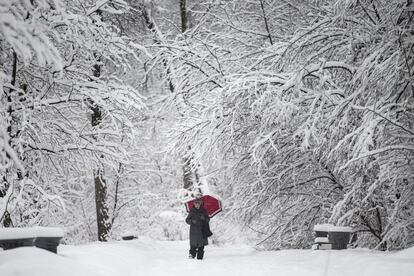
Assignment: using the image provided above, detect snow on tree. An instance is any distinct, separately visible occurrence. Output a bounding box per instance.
[0,0,146,241]
[1,0,413,250]
[151,0,414,249]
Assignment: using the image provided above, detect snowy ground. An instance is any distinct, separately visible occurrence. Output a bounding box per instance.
[1,237,414,276]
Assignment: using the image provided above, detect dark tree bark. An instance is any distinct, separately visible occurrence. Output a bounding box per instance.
[180,0,187,33]
[94,168,110,241]
[90,51,110,242]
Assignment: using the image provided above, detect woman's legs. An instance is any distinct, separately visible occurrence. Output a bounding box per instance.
[189,246,205,259]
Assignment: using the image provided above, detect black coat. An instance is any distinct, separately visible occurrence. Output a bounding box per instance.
[185,207,210,247]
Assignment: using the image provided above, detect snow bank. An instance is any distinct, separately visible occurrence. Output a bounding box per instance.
[0,237,413,276]
[0,247,97,276]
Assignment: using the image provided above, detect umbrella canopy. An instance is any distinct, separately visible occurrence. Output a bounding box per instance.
[185,195,222,218]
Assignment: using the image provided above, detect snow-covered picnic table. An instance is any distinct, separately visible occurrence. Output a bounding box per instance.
[312,224,354,250]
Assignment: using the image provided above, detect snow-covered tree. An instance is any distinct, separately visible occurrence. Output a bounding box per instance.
[0,0,146,241]
[153,0,414,249]
[2,0,413,250]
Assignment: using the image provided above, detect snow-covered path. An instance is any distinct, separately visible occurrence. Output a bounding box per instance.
[1,237,414,276]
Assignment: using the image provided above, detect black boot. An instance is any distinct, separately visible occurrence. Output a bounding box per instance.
[189,247,196,259]
[196,247,204,260]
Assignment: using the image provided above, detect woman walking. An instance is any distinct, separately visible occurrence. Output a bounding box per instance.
[185,198,210,260]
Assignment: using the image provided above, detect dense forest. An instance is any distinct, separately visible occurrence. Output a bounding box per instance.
[1,0,413,250]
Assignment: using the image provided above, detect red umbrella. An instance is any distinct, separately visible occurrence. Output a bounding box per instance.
[185,195,222,218]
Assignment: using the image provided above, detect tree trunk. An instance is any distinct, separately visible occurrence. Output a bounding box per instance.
[180,0,187,33]
[141,2,201,193]
[91,55,110,241]
[178,1,200,192]
[1,51,18,227]
[182,149,202,194]
[183,155,194,190]
[94,167,110,241]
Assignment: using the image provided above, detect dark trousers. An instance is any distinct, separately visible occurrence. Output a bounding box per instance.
[189,246,204,259]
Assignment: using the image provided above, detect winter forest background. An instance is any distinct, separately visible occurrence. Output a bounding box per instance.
[0,0,413,251]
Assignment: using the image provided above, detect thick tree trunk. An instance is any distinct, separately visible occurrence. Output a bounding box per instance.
[91,57,111,241]
[94,167,110,241]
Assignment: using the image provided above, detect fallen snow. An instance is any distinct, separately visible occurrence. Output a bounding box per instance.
[0,227,64,240]
[314,223,334,232]
[329,226,353,233]
[313,223,333,232]
[0,237,413,276]
[0,227,36,239]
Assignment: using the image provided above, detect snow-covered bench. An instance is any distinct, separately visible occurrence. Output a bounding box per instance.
[312,224,353,250]
[121,231,138,240]
[0,227,64,253]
